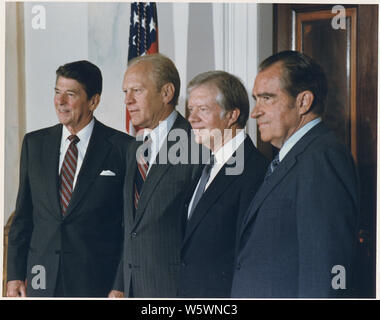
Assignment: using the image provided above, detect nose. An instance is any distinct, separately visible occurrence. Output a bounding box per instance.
[188,107,200,125]
[124,91,135,106]
[55,93,66,105]
[250,102,262,119]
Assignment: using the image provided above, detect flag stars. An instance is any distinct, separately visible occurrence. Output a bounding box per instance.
[149,17,156,32]
[133,11,139,26]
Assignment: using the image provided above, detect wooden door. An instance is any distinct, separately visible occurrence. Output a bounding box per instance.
[271,4,378,297]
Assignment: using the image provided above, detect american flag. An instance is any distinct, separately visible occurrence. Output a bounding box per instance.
[126,2,159,136]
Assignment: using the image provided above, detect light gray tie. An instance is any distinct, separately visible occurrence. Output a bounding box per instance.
[188,155,215,219]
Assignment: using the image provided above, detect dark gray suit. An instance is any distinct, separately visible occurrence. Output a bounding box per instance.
[178,136,268,297]
[114,113,201,297]
[7,119,132,297]
[231,122,360,298]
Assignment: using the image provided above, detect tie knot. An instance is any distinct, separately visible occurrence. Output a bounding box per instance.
[144,134,151,143]
[272,153,280,166]
[68,135,80,144]
[208,154,215,167]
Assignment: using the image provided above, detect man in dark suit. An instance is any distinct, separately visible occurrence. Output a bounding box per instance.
[177,71,268,298]
[6,60,132,297]
[231,51,360,298]
[109,54,200,298]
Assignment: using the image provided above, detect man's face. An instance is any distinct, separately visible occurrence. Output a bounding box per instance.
[188,85,230,151]
[54,76,96,134]
[123,62,168,130]
[251,62,302,149]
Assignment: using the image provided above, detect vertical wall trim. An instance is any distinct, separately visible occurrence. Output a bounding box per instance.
[173,2,189,116]
[213,3,260,144]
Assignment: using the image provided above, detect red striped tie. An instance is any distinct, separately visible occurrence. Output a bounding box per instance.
[134,135,151,211]
[59,135,80,215]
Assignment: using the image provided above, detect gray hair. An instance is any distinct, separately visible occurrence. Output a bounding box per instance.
[128,53,181,107]
[187,71,249,128]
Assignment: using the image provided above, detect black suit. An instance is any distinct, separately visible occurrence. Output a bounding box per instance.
[231,122,360,298]
[7,119,132,297]
[178,136,268,297]
[114,113,201,297]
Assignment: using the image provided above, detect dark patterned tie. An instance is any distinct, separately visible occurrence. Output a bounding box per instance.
[134,135,152,212]
[59,135,80,215]
[188,154,215,220]
[264,153,280,180]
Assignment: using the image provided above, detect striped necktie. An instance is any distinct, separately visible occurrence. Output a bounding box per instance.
[264,153,280,180]
[134,135,152,213]
[59,135,80,215]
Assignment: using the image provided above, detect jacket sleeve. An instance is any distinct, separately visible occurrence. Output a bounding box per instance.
[7,134,34,281]
[296,145,360,297]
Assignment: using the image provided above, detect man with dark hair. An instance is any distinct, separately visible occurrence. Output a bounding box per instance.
[109,53,200,298]
[231,50,360,298]
[177,71,268,297]
[7,60,132,297]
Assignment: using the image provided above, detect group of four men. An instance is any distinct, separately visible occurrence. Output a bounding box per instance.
[7,51,359,298]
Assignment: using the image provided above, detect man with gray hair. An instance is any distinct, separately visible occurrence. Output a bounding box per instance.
[177,71,268,297]
[110,53,200,298]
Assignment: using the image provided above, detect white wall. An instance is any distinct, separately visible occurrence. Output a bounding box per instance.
[4,2,272,222]
[24,2,88,132]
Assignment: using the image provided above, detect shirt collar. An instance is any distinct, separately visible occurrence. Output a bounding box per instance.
[143,110,178,147]
[213,129,246,166]
[279,117,321,161]
[62,117,95,146]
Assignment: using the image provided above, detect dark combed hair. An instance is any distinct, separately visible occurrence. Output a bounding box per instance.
[56,60,102,99]
[259,50,328,116]
[187,70,250,128]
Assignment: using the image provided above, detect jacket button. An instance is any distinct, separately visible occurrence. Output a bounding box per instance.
[131,232,137,238]
[236,263,241,270]
[128,263,132,269]
[181,261,187,267]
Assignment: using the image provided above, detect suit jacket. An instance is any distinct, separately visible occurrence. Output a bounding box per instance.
[7,119,132,297]
[231,122,360,298]
[113,113,201,297]
[178,136,268,297]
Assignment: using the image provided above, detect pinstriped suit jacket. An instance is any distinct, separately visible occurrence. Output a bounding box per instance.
[113,113,201,297]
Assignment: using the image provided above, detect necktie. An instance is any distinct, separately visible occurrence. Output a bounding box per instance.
[264,153,280,180]
[188,154,215,219]
[134,135,152,212]
[59,135,80,215]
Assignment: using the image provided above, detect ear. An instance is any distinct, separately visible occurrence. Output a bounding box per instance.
[226,108,240,128]
[89,94,100,112]
[161,83,175,105]
[296,90,314,115]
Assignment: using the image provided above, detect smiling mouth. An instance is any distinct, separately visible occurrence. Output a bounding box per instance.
[57,109,70,114]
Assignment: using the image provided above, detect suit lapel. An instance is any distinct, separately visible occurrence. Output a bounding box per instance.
[239,122,329,235]
[64,120,112,218]
[125,141,139,227]
[133,113,190,226]
[183,137,254,247]
[42,124,63,219]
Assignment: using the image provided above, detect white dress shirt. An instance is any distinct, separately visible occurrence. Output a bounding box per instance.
[142,110,178,173]
[59,118,95,189]
[188,129,246,218]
